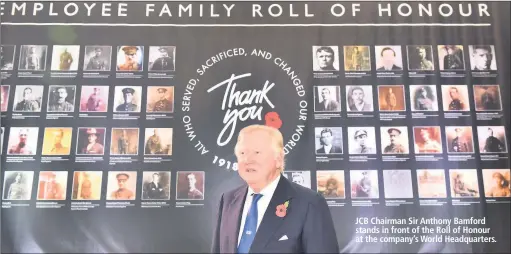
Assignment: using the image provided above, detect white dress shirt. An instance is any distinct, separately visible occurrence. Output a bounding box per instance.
[322,144,332,154]
[237,174,281,245]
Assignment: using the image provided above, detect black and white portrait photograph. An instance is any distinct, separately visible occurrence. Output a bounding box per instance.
[114,86,142,112]
[142,171,171,200]
[346,85,373,112]
[407,45,434,71]
[348,127,377,154]
[176,171,205,200]
[12,85,44,112]
[47,85,76,112]
[314,86,341,112]
[1,45,16,70]
[441,85,470,111]
[380,126,409,154]
[83,46,112,71]
[375,45,403,71]
[410,85,438,111]
[474,85,502,111]
[283,171,311,189]
[51,45,80,71]
[2,171,34,200]
[312,46,339,71]
[438,45,465,70]
[148,46,176,71]
[477,126,507,153]
[469,45,497,71]
[18,45,47,71]
[314,127,343,155]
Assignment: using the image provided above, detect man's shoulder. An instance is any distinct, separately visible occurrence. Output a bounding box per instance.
[222,184,247,200]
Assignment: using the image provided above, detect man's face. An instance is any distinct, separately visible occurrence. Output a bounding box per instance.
[321,89,331,100]
[57,88,67,103]
[352,89,364,104]
[23,89,32,100]
[187,174,196,188]
[153,129,158,136]
[95,50,102,57]
[125,53,136,61]
[421,88,427,97]
[54,131,63,144]
[19,130,28,143]
[382,49,395,66]
[355,134,367,146]
[447,48,453,55]
[88,133,97,143]
[449,88,459,100]
[236,130,280,186]
[29,47,36,54]
[15,174,21,182]
[123,92,133,103]
[153,174,160,183]
[320,132,333,146]
[419,48,426,59]
[455,130,462,138]
[420,130,430,140]
[117,176,128,188]
[317,50,334,69]
[389,131,399,145]
[473,48,492,69]
[158,90,166,100]
[160,50,168,57]
[488,129,494,137]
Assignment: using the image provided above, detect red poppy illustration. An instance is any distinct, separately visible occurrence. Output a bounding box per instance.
[276,204,287,218]
[265,111,282,129]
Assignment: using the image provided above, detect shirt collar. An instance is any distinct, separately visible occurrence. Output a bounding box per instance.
[248,174,281,197]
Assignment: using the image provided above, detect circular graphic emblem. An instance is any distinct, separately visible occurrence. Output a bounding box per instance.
[181,48,308,171]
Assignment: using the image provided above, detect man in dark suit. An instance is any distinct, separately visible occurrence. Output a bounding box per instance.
[316,128,342,155]
[212,125,339,253]
[315,87,340,112]
[376,47,402,71]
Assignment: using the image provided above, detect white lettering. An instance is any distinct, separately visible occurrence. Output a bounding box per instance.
[118,3,128,17]
[64,3,79,16]
[12,2,26,16]
[439,4,453,17]
[479,3,490,16]
[379,3,391,16]
[352,3,361,16]
[330,4,345,17]
[146,3,155,16]
[84,3,96,16]
[397,3,412,16]
[268,4,283,17]
[252,4,262,17]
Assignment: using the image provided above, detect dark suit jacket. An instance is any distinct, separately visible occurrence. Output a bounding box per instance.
[377,64,402,71]
[212,175,339,253]
[316,145,343,154]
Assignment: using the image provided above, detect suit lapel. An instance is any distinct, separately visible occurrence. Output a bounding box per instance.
[226,187,248,253]
[250,176,294,252]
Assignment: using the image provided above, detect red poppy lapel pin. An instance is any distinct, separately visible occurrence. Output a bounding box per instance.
[276,200,289,218]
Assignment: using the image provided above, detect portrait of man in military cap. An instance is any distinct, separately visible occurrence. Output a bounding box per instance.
[114,86,141,112]
[146,86,174,113]
[148,46,175,71]
[348,127,376,154]
[79,86,109,112]
[117,46,143,71]
[47,85,76,112]
[446,126,474,153]
[51,45,80,71]
[83,46,112,71]
[107,171,137,200]
[76,127,105,155]
[12,85,43,112]
[18,45,47,71]
[380,126,409,154]
[144,128,173,156]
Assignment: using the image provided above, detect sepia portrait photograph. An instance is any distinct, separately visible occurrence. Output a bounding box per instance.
[473,85,502,111]
[12,85,43,112]
[142,171,171,200]
[0,45,16,70]
[1,85,10,112]
[375,45,403,71]
[2,171,34,200]
[442,85,470,111]
[176,171,205,200]
[7,127,39,155]
[283,171,311,189]
[413,126,443,154]
[110,128,139,155]
[407,45,434,71]
[344,46,371,71]
[83,46,112,71]
[144,128,173,156]
[445,126,474,153]
[383,170,413,199]
[107,171,137,200]
[351,170,379,199]
[316,170,345,199]
[346,85,373,112]
[314,86,341,112]
[314,127,343,155]
[47,85,76,112]
[114,86,142,112]
[117,46,144,71]
[417,169,447,198]
[380,126,409,154]
[1,127,4,154]
[469,45,497,71]
[37,171,68,200]
[79,86,109,112]
[148,46,175,71]
[438,45,465,70]
[75,127,106,155]
[312,46,339,71]
[482,169,510,198]
[348,127,376,154]
[378,85,406,111]
[42,127,73,155]
[477,126,507,153]
[410,85,438,111]
[18,45,47,71]
[449,169,480,198]
[71,171,103,200]
[147,86,174,113]
[50,45,80,71]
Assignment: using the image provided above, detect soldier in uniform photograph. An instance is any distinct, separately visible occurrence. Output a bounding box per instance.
[84,87,105,112]
[115,87,138,112]
[353,171,373,198]
[347,86,372,111]
[8,128,36,155]
[383,128,407,154]
[376,47,402,71]
[150,47,174,71]
[471,45,494,71]
[447,86,466,111]
[117,129,129,155]
[482,128,506,153]
[451,173,478,197]
[151,87,173,112]
[110,173,135,200]
[413,86,436,111]
[350,129,375,154]
[117,46,141,71]
[14,87,40,112]
[477,86,501,110]
[48,86,74,112]
[449,128,471,153]
[23,46,42,70]
[85,47,109,71]
[46,129,70,155]
[314,46,337,71]
[79,172,93,200]
[409,46,434,70]
[320,176,342,198]
[316,128,342,154]
[485,172,511,197]
[178,173,204,199]
[58,47,74,70]
[79,128,104,155]
[415,127,442,153]
[38,172,65,200]
[143,173,167,199]
[145,129,170,155]
[441,45,464,70]
[1,86,9,112]
[6,173,26,200]
[0,45,15,70]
